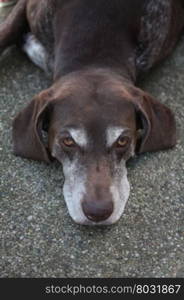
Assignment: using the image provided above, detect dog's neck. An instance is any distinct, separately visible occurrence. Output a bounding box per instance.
[53,3,139,84]
[53,38,137,84]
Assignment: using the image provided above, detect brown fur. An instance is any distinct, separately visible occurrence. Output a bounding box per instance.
[0,0,183,223]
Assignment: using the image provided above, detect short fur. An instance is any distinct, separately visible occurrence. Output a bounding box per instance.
[0,0,184,225]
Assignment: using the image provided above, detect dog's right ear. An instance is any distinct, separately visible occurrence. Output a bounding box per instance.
[13,88,54,162]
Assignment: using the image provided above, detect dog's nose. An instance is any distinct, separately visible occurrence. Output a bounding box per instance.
[82,200,113,222]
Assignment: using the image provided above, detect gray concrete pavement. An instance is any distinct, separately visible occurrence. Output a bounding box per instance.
[0,7,184,278]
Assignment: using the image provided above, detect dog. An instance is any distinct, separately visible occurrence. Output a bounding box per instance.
[0,0,184,225]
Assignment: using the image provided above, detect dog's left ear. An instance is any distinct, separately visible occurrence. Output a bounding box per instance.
[135,91,176,153]
[13,88,54,162]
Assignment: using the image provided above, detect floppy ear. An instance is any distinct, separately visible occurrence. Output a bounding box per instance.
[135,91,176,153]
[12,88,54,162]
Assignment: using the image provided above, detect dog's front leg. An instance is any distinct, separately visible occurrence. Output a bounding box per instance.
[0,0,27,54]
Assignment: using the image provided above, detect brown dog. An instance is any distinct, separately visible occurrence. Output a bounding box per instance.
[0,0,184,225]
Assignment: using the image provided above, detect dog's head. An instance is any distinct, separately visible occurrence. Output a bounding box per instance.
[13,69,176,225]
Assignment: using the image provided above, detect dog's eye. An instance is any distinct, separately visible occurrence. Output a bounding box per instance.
[116,136,130,148]
[62,137,75,147]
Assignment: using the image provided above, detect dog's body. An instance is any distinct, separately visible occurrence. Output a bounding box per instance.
[0,0,184,225]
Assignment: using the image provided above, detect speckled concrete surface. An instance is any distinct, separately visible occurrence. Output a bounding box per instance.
[0,8,184,278]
